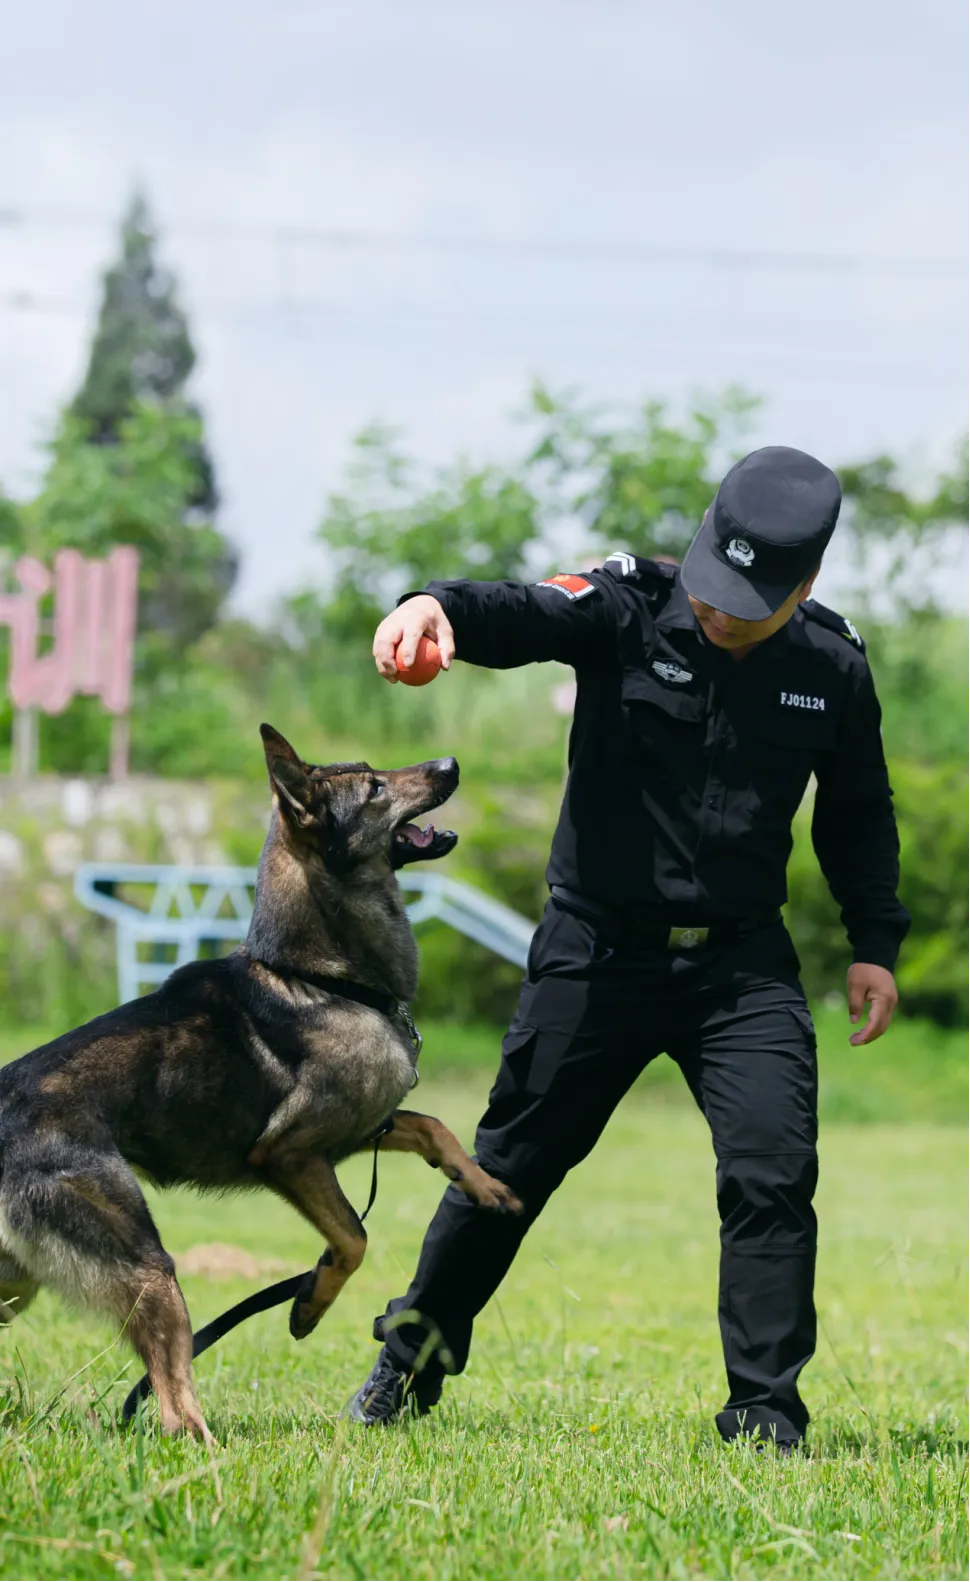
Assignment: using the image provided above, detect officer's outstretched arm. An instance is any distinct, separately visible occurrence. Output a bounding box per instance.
[376,573,621,677]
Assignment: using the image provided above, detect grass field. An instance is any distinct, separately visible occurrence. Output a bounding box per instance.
[0,1034,966,1580]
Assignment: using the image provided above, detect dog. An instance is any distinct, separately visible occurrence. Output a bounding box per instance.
[0,725,521,1440]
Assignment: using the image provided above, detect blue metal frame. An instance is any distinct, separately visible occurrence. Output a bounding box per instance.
[74,863,535,1006]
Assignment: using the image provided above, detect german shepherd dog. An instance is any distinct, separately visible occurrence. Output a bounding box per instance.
[0,726,521,1441]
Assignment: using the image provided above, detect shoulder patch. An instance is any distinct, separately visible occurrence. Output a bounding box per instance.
[802,600,866,653]
[603,550,638,578]
[535,573,597,601]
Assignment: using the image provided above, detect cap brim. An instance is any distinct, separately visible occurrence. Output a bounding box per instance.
[681,513,796,621]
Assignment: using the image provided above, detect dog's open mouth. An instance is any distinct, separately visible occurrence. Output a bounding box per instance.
[395,822,436,853]
[390,819,458,869]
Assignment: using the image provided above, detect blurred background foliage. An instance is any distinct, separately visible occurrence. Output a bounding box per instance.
[1,193,967,1031]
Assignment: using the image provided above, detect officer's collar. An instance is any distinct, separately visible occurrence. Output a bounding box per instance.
[654,573,700,632]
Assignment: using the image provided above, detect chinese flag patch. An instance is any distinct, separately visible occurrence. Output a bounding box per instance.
[536,573,596,601]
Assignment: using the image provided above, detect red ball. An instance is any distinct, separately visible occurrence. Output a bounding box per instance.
[395,635,443,686]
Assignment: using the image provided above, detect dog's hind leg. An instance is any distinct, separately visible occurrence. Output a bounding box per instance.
[0,1147,210,1440]
[119,1261,211,1442]
[263,1158,367,1340]
[378,1111,524,1214]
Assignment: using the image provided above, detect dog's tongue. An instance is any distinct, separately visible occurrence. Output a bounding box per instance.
[400,823,434,849]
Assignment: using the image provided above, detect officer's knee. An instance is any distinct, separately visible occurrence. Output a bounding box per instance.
[475,1113,603,1215]
[716,1150,818,1245]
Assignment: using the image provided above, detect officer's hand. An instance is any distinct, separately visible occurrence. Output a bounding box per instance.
[846,963,898,1046]
[372,596,455,683]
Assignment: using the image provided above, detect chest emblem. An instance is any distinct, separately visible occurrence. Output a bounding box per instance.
[725,537,755,568]
[652,660,693,685]
[780,691,826,711]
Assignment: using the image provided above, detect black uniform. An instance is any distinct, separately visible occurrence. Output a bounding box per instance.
[378,557,909,1445]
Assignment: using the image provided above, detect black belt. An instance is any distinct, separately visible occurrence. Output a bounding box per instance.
[549,885,780,950]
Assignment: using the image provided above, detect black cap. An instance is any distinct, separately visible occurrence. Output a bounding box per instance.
[681,446,841,621]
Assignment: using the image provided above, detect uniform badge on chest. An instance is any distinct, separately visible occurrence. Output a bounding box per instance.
[652,660,693,685]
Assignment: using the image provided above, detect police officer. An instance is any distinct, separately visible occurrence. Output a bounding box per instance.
[348,445,909,1449]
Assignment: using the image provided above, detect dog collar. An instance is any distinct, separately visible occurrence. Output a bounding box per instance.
[249,958,422,1061]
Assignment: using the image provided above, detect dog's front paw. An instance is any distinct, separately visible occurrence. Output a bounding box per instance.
[475,1172,524,1215]
[289,1299,324,1341]
[289,1269,324,1341]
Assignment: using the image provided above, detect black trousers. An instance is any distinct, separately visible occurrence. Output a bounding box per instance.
[381,899,819,1444]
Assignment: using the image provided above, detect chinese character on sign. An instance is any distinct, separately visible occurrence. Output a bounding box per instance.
[1,547,139,778]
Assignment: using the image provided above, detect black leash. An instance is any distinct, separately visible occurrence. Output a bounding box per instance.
[121,1124,390,1425]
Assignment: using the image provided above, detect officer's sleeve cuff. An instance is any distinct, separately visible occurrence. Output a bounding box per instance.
[396,586,458,613]
[850,935,901,973]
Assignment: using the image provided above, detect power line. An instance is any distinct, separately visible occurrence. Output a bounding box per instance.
[3,290,963,389]
[4,287,964,342]
[0,203,965,279]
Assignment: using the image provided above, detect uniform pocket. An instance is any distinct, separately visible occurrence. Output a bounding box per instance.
[786,1003,818,1050]
[528,901,598,981]
[759,704,838,754]
[621,666,705,723]
[486,1023,538,1111]
[491,1016,582,1101]
[525,1030,576,1095]
[620,667,705,788]
[756,660,844,741]
[501,1023,538,1074]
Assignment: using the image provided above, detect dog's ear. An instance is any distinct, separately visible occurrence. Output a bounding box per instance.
[260,724,314,821]
[260,723,301,764]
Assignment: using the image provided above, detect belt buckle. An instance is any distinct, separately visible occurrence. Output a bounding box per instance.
[667,925,709,950]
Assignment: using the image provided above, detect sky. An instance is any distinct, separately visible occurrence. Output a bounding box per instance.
[1,0,966,616]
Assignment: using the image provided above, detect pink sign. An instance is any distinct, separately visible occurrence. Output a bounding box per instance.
[0,547,139,716]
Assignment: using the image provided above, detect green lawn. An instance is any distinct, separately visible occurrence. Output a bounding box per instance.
[0,1071,966,1580]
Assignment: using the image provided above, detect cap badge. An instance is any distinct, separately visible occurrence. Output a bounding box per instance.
[725,537,755,568]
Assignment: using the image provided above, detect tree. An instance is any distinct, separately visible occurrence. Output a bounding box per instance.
[525,381,760,559]
[26,403,235,653]
[72,189,217,513]
[838,434,969,618]
[3,193,239,774]
[315,385,965,623]
[307,387,759,654]
[314,423,543,631]
[23,190,238,652]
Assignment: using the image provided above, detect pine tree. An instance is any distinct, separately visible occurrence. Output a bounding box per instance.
[72,189,217,513]
[27,188,238,659]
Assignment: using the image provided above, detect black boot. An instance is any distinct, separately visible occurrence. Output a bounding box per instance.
[344,1346,444,1425]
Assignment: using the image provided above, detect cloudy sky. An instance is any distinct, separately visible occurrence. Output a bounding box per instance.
[2,0,966,614]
